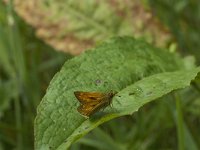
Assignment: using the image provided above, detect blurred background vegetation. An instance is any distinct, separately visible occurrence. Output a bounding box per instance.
[0,0,200,150]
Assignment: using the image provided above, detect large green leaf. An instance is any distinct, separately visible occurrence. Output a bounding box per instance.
[35,37,189,150]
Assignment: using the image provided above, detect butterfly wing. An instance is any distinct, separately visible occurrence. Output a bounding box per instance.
[74,91,105,104]
[74,91,110,116]
[77,100,109,116]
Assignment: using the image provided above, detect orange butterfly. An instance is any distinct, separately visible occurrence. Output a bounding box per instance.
[74,91,116,117]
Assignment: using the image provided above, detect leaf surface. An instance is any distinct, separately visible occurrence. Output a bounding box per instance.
[35,37,195,150]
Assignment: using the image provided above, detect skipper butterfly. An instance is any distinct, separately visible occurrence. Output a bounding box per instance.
[74,91,116,117]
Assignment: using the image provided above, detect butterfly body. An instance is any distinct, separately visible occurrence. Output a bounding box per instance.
[74,91,116,117]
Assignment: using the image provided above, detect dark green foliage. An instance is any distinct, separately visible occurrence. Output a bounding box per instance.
[0,1,68,149]
[1,1,200,150]
[149,0,200,63]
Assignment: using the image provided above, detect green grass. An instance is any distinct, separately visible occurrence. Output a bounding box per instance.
[0,1,69,149]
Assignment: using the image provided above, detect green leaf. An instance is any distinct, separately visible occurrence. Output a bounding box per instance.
[35,37,189,150]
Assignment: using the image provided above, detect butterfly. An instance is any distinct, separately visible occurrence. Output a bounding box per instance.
[74,91,116,117]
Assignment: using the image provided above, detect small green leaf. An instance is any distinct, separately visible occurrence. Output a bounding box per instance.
[35,37,191,150]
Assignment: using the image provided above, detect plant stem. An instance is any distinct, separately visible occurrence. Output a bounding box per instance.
[7,0,23,149]
[14,97,23,149]
[174,93,184,150]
